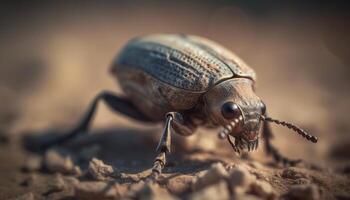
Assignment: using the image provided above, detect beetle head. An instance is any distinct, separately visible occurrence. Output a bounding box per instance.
[204,78,264,152]
[204,78,318,154]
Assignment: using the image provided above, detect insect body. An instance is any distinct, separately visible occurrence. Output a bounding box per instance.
[46,34,318,179]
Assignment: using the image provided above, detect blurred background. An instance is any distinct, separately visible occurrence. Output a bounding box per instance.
[0,0,349,170]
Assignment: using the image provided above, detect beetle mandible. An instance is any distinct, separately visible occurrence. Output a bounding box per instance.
[45,34,318,179]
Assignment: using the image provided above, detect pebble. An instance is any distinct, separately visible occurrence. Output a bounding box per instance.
[284,184,320,200]
[192,162,228,190]
[44,149,78,175]
[88,158,120,181]
[188,180,230,200]
[74,181,117,200]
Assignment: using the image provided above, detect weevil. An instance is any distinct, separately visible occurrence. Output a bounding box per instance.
[45,34,318,179]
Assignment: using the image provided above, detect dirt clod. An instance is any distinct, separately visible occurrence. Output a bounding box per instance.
[228,165,255,188]
[87,158,120,181]
[44,149,78,175]
[192,162,228,191]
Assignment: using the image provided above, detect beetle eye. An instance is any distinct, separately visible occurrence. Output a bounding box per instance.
[221,102,241,119]
[260,102,266,115]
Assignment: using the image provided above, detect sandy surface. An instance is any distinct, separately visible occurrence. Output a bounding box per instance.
[0,1,350,199]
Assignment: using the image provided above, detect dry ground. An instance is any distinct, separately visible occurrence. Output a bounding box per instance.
[0,1,350,199]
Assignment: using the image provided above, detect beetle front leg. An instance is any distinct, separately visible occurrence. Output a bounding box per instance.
[149,112,196,180]
[262,114,301,166]
[150,114,172,180]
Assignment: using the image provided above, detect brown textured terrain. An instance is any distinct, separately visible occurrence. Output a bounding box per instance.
[0,1,349,199]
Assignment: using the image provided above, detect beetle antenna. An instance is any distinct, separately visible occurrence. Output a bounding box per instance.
[260,115,318,143]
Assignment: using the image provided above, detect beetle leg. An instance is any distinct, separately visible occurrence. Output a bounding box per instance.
[43,91,152,149]
[262,114,302,166]
[149,114,173,180]
[148,112,196,181]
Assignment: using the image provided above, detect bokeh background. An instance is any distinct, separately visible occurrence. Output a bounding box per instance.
[0,0,350,193]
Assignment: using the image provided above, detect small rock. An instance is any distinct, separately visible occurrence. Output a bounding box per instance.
[88,158,120,181]
[284,184,320,200]
[188,180,229,200]
[228,165,255,189]
[22,155,42,172]
[249,180,275,198]
[74,181,117,200]
[44,149,77,175]
[167,175,193,194]
[192,162,228,190]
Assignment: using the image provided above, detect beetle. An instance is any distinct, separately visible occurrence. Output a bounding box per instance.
[45,34,318,179]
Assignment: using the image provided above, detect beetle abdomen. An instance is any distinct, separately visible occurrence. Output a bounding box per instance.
[115,34,248,92]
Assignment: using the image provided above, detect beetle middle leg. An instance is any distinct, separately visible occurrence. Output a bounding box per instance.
[42,91,152,149]
[149,112,197,180]
[262,115,301,166]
